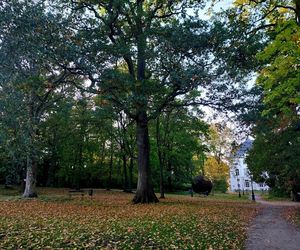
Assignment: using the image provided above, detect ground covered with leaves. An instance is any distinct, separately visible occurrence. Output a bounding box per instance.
[282,207,300,228]
[0,188,258,249]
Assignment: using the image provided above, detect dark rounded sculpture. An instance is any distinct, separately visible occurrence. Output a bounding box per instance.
[192,176,213,195]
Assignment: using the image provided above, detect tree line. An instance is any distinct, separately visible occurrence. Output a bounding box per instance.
[0,0,298,202]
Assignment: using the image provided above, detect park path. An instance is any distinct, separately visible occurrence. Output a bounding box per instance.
[246,195,300,250]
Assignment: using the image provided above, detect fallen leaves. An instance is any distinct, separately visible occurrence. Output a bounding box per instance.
[0,189,259,249]
[282,207,300,227]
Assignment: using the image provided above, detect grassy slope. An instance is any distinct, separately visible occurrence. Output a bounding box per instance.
[0,187,259,249]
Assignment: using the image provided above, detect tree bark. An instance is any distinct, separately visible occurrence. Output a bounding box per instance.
[23,110,38,198]
[132,110,158,203]
[23,155,37,198]
[295,0,300,24]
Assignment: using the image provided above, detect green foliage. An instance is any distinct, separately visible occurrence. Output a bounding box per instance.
[213,178,228,193]
[225,0,300,197]
[150,108,209,191]
[257,21,300,116]
[246,124,300,196]
[0,0,277,199]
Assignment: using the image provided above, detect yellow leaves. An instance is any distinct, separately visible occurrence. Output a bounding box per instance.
[233,0,246,5]
[204,156,229,181]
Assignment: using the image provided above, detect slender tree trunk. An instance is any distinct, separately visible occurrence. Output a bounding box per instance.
[75,142,83,190]
[46,148,57,187]
[107,147,113,191]
[156,116,165,199]
[167,160,173,192]
[128,156,133,192]
[122,149,129,192]
[132,110,158,203]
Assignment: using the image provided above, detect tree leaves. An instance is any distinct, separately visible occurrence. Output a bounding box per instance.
[0,189,258,249]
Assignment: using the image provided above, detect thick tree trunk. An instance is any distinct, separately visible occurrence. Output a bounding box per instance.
[23,156,37,198]
[23,121,38,198]
[295,0,300,24]
[132,110,158,203]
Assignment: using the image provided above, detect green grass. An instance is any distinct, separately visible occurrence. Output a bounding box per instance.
[166,190,250,201]
[261,193,291,202]
[0,188,259,249]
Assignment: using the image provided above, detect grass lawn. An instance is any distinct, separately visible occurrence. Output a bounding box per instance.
[260,193,291,202]
[0,187,259,249]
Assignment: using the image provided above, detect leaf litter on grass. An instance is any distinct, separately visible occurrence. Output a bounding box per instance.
[0,189,259,249]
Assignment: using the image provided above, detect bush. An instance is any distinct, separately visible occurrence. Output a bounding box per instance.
[213,178,228,193]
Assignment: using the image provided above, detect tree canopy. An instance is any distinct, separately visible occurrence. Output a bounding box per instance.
[0,0,298,201]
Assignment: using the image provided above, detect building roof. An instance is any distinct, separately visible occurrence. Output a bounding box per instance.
[235,138,253,158]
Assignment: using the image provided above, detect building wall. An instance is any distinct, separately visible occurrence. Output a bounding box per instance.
[230,157,269,192]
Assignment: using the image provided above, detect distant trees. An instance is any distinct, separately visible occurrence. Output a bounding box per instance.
[204,157,229,193]
[152,108,209,197]
[0,0,269,202]
[201,124,232,193]
[227,0,300,196]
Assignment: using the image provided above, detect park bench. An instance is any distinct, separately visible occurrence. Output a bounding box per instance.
[68,189,85,198]
[68,189,94,198]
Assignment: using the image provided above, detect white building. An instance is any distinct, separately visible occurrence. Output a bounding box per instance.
[230,139,269,192]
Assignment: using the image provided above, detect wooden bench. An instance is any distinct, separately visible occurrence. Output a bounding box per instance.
[68,189,94,198]
[68,189,85,198]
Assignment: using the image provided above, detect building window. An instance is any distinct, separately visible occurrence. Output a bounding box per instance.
[235,169,239,176]
[259,183,264,187]
[245,180,250,188]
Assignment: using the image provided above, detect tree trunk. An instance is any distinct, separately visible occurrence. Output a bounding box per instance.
[295,0,300,24]
[107,143,113,191]
[132,110,158,203]
[156,116,165,199]
[23,155,37,198]
[46,149,57,187]
[23,119,38,198]
[128,156,134,193]
[167,160,173,192]
[122,150,129,192]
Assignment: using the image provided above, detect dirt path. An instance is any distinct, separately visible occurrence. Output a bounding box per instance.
[246,196,300,250]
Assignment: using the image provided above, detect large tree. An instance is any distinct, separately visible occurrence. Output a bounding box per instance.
[58,0,255,203]
[0,0,72,197]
